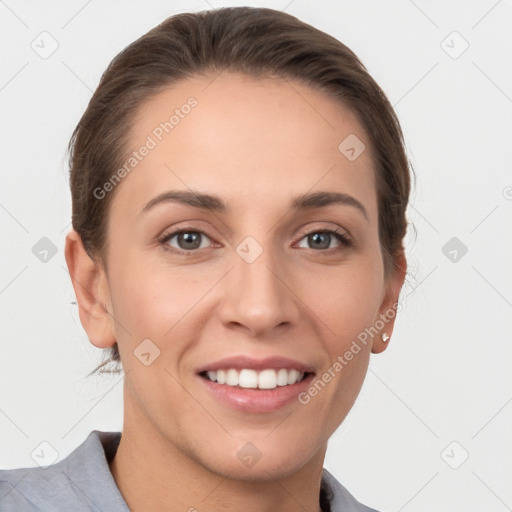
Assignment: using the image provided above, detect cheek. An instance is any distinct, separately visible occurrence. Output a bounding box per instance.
[302,257,383,340]
[300,256,381,407]
[107,252,212,351]
[106,256,171,340]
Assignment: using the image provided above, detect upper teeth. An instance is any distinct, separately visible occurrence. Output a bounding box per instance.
[205,368,305,389]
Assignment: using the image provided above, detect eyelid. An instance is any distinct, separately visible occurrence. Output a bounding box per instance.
[296,222,352,240]
[294,221,353,246]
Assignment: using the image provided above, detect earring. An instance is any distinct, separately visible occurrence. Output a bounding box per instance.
[381,332,390,342]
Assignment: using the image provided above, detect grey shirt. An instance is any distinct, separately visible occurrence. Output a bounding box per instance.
[0,431,379,511]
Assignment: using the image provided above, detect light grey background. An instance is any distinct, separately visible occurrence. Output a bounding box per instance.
[1,1,511,510]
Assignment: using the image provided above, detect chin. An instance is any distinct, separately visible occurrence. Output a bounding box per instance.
[199,440,319,482]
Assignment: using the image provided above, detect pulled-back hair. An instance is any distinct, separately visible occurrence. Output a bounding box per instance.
[67,7,413,376]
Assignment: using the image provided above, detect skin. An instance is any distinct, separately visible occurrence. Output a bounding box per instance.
[65,72,406,512]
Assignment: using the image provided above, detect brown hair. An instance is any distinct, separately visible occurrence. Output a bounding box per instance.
[67,6,413,377]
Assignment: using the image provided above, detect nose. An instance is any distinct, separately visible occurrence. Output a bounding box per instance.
[219,241,301,337]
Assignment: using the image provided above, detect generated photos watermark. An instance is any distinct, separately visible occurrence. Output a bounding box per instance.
[298,301,402,405]
[93,97,198,200]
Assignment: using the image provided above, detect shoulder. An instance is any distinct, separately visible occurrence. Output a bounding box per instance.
[321,467,381,512]
[0,440,88,511]
[0,431,125,512]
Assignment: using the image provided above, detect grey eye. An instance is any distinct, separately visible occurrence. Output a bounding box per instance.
[165,230,211,251]
[297,230,348,250]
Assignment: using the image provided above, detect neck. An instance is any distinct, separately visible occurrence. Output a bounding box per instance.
[109,403,327,512]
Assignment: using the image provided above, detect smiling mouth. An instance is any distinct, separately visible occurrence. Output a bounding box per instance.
[198,368,314,390]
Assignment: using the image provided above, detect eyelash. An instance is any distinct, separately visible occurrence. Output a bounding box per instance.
[158,227,352,256]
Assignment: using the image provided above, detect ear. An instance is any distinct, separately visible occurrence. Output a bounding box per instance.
[371,249,407,354]
[64,230,116,349]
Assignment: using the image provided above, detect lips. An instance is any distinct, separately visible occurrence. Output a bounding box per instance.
[194,355,315,374]
[197,370,315,413]
[194,355,316,412]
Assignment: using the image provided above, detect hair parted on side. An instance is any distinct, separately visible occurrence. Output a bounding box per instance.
[67,6,413,377]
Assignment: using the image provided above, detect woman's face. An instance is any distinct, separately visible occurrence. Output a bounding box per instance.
[93,72,403,479]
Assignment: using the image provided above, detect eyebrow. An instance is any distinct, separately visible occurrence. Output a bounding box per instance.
[140,190,368,220]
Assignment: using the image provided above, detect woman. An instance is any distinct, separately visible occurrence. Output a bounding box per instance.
[0,6,410,511]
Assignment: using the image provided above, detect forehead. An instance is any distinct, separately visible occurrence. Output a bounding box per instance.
[117,72,378,219]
